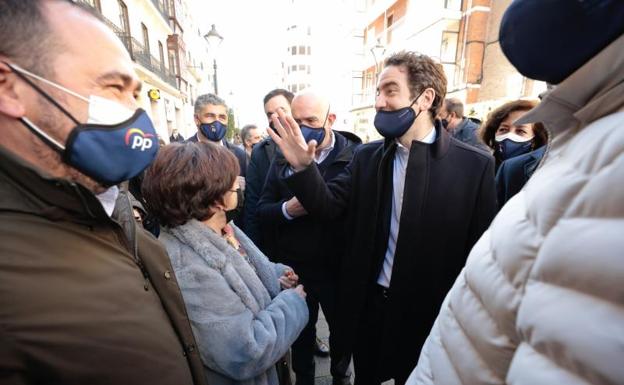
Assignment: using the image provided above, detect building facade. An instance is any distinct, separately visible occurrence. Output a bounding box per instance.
[78,0,212,141]
[351,0,546,140]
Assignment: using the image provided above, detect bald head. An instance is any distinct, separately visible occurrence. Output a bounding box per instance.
[291,90,335,149]
[291,91,332,127]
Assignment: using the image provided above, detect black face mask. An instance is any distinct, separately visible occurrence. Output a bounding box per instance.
[225,188,244,223]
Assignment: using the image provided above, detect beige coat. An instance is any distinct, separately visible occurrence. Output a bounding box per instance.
[407,34,624,385]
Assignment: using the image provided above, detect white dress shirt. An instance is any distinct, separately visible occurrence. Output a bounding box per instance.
[282,131,335,219]
[95,185,119,217]
[377,127,436,288]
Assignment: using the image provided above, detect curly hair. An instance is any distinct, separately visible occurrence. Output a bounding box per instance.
[142,142,240,228]
[384,51,447,119]
[480,100,548,153]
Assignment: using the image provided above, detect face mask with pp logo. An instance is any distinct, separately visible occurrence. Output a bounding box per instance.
[7,63,158,187]
[200,121,227,142]
[495,132,534,161]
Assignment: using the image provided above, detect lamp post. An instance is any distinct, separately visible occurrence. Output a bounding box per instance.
[370,38,386,81]
[204,24,223,95]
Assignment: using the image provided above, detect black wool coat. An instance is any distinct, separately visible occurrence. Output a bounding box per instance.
[282,123,496,380]
[244,138,277,252]
[257,131,361,277]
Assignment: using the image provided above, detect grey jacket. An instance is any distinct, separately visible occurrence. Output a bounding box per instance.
[160,220,309,385]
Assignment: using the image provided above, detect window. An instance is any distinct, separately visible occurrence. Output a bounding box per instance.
[386,14,394,43]
[168,51,177,75]
[141,23,150,54]
[291,46,296,55]
[444,0,461,10]
[298,46,305,55]
[298,64,305,71]
[85,0,102,12]
[307,65,311,74]
[307,26,311,36]
[118,1,130,34]
[291,65,296,72]
[158,42,165,69]
[306,46,311,55]
[440,31,459,63]
[298,83,306,91]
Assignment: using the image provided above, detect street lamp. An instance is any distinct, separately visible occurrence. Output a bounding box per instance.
[370,38,386,80]
[204,24,224,95]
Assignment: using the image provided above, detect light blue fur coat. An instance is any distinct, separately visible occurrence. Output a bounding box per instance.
[160,220,309,385]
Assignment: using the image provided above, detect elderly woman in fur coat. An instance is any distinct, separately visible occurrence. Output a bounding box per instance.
[143,142,309,385]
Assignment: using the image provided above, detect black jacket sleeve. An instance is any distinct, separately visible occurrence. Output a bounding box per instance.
[495,160,509,211]
[257,160,291,225]
[465,157,497,256]
[244,145,268,245]
[282,158,354,221]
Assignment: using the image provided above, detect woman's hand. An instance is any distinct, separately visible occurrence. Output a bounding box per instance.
[279,269,299,289]
[293,284,306,299]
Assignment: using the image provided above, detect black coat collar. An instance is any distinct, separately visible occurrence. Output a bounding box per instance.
[382,120,451,160]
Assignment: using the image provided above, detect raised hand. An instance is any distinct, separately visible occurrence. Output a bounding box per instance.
[267,108,317,172]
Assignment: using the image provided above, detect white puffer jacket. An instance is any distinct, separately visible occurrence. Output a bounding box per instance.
[407,34,624,385]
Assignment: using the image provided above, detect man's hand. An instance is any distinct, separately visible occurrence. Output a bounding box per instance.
[285,197,308,218]
[279,269,299,289]
[267,108,316,172]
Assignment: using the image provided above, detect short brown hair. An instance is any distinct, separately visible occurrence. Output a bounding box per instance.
[142,142,240,228]
[263,88,294,106]
[384,51,447,119]
[480,99,548,152]
[444,98,464,118]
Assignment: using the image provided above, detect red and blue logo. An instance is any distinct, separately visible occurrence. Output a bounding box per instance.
[125,128,154,151]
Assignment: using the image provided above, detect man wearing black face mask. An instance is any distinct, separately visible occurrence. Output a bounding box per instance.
[244,88,294,253]
[189,93,246,229]
[0,1,208,384]
[268,52,496,384]
[188,93,247,178]
[258,90,361,385]
[437,98,488,151]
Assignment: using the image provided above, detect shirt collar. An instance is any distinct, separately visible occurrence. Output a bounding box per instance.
[95,185,119,217]
[396,126,436,152]
[315,130,335,162]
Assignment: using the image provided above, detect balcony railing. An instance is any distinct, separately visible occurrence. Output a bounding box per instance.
[150,0,171,24]
[130,37,177,88]
[75,0,177,89]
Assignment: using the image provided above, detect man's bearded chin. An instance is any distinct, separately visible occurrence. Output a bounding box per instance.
[33,111,108,195]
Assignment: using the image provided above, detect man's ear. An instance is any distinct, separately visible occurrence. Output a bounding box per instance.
[194,114,201,127]
[0,60,27,119]
[326,113,336,129]
[418,88,436,112]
